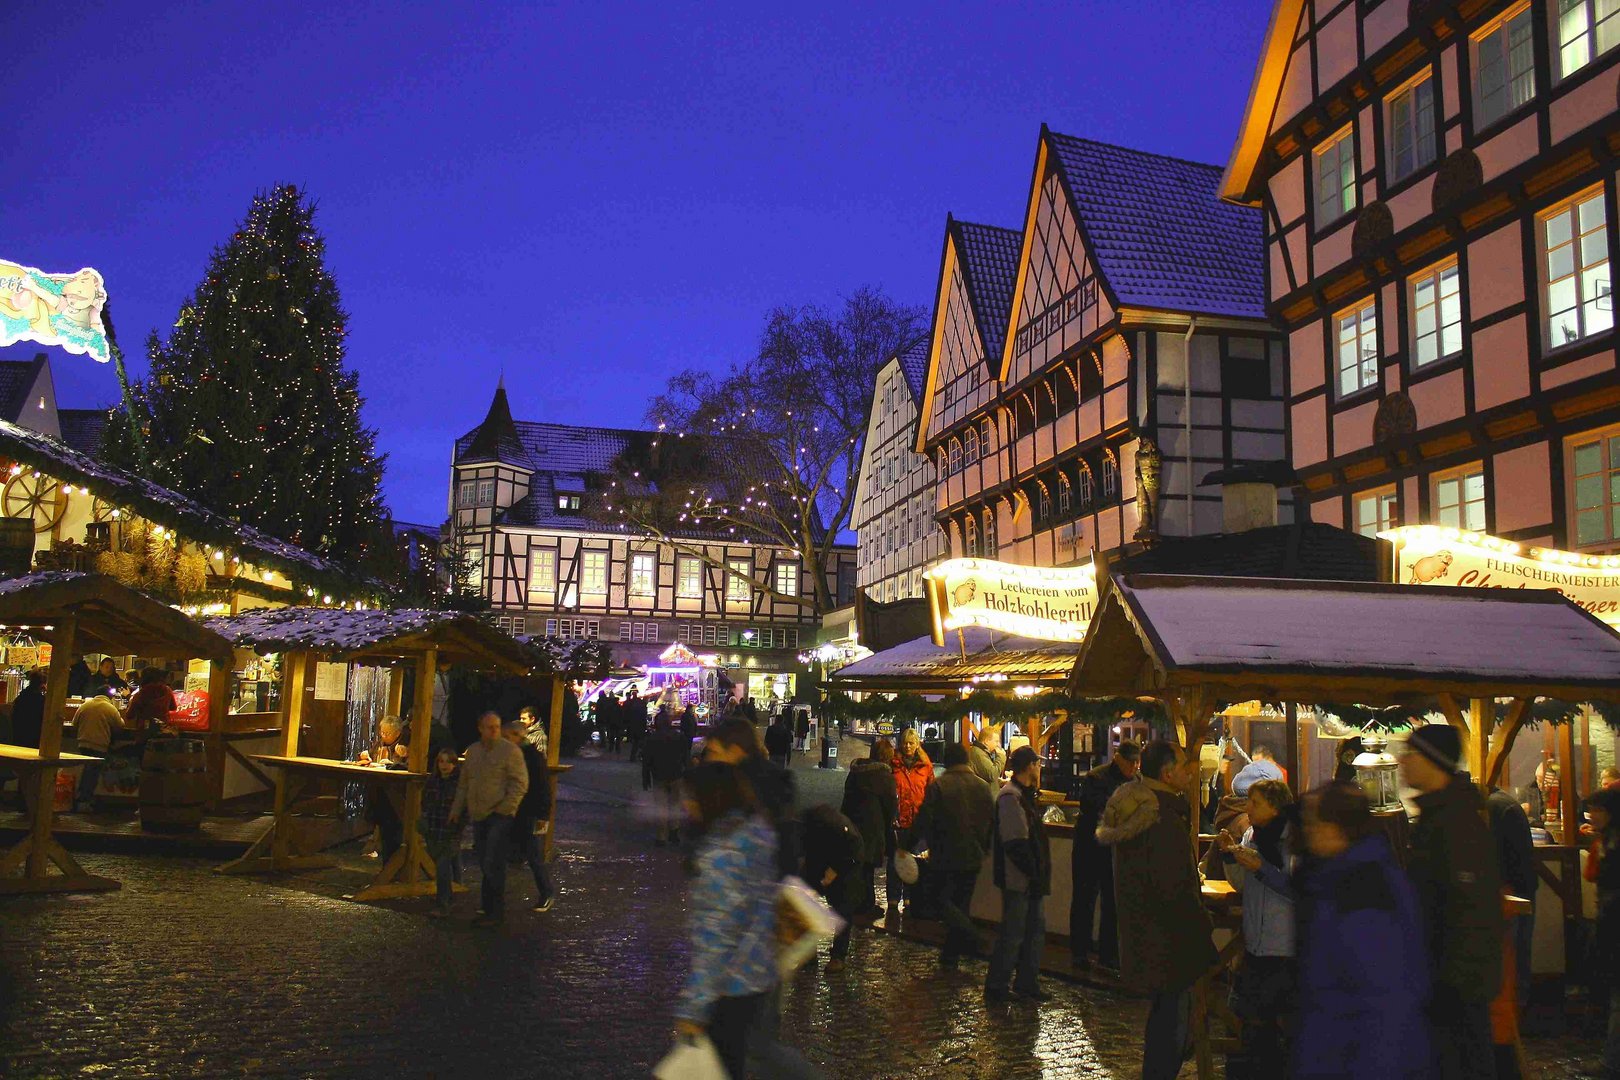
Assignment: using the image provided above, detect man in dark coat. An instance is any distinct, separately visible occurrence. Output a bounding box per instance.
[840,740,898,916]
[9,668,45,750]
[1070,739,1139,969]
[1487,783,1536,1016]
[763,715,793,769]
[915,742,996,968]
[643,716,689,845]
[800,804,863,970]
[504,719,556,912]
[1098,740,1215,1080]
[986,746,1052,1002]
[1400,725,1502,1080]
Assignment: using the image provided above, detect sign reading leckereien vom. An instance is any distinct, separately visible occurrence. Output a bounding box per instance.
[926,558,1099,645]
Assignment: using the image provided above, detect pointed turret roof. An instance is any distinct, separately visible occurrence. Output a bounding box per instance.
[457,384,528,466]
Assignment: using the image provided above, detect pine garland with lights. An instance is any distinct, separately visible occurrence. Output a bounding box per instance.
[110,185,385,567]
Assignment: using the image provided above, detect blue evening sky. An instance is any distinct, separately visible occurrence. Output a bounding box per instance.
[12,1,1270,526]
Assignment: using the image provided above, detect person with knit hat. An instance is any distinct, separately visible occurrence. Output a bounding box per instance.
[1399,723,1503,1080]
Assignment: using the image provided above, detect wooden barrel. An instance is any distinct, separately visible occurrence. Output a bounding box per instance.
[139,737,209,831]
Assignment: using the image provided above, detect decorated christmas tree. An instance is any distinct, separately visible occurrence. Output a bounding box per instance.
[111,185,385,566]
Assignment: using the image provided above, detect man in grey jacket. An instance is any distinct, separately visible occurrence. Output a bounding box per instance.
[914,742,996,968]
[452,711,528,925]
[985,746,1051,1003]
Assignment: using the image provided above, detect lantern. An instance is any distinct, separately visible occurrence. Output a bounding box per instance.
[1353,735,1401,811]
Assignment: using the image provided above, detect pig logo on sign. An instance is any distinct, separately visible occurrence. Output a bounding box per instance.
[1409,551,1453,584]
[952,581,977,607]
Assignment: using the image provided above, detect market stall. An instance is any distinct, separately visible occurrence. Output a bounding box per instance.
[1070,573,1620,1079]
[0,571,233,894]
[206,608,534,903]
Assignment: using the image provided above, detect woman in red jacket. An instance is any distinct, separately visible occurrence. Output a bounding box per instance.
[888,726,935,914]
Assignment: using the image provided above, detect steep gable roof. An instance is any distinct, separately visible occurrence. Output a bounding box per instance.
[895,339,930,405]
[952,221,1021,364]
[1220,0,1309,205]
[0,356,45,424]
[58,408,109,456]
[1044,130,1267,320]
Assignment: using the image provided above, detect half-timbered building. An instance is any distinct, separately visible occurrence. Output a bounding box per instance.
[851,340,946,603]
[1223,0,1620,550]
[450,386,857,700]
[918,133,1290,570]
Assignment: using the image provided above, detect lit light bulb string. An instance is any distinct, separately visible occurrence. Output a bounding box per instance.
[1379,524,1620,570]
[3,461,370,610]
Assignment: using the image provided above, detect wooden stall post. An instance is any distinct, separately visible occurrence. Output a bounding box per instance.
[1284,701,1300,795]
[402,649,437,886]
[545,674,564,861]
[26,617,76,879]
[1559,719,1578,845]
[386,666,406,720]
[1486,699,1531,792]
[270,651,310,865]
[205,658,231,809]
[1467,698,1492,791]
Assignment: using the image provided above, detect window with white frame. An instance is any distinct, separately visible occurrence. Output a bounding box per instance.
[510,617,525,636]
[1354,488,1399,538]
[477,479,495,506]
[964,427,979,465]
[1057,473,1073,517]
[1542,189,1613,349]
[1387,74,1437,182]
[1571,428,1620,546]
[1314,126,1356,226]
[1411,259,1464,367]
[466,544,484,591]
[1474,3,1536,128]
[677,556,702,599]
[726,558,751,602]
[556,493,582,512]
[1557,0,1620,79]
[965,516,978,557]
[982,508,997,557]
[629,552,655,597]
[948,438,962,475]
[1102,452,1119,499]
[774,561,799,597]
[528,549,556,594]
[581,549,607,594]
[1079,465,1095,507]
[1336,299,1380,396]
[457,480,476,508]
[1434,466,1486,532]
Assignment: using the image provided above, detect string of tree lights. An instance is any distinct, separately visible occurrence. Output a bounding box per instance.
[600,289,925,616]
[104,185,385,569]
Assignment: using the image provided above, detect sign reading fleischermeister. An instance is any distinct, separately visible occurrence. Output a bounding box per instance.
[925,558,1099,644]
[1382,525,1620,628]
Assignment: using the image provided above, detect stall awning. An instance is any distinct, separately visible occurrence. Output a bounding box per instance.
[1071,574,1620,705]
[206,607,531,671]
[0,571,233,662]
[831,628,1081,693]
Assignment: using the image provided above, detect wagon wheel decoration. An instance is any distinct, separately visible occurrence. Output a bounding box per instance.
[2,473,66,533]
[90,495,117,524]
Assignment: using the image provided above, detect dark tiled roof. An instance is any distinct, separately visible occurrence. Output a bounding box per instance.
[895,340,930,405]
[1117,523,1380,583]
[953,221,1022,362]
[1046,131,1267,319]
[831,628,1079,689]
[454,412,641,474]
[58,408,109,456]
[0,357,44,423]
[458,386,528,465]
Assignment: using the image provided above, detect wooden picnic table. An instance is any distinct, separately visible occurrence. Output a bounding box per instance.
[0,745,119,895]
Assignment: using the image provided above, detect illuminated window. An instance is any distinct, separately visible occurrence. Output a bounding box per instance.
[982,508,997,557]
[677,556,702,599]
[1314,126,1356,226]
[556,494,582,512]
[1354,488,1398,538]
[1558,0,1620,78]
[727,557,751,602]
[466,544,484,591]
[774,562,799,597]
[1474,3,1536,128]
[1571,428,1620,546]
[1542,189,1612,350]
[528,549,556,594]
[1411,260,1463,367]
[630,552,655,597]
[1434,466,1486,532]
[1336,299,1380,396]
[1386,74,1436,182]
[581,550,607,594]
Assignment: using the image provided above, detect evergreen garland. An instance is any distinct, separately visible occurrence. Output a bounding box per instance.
[110,185,385,567]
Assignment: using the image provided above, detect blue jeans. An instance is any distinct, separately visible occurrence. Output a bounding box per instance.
[434,852,457,909]
[473,813,514,918]
[513,817,554,904]
[1143,988,1191,1080]
[986,889,1044,994]
[75,756,104,808]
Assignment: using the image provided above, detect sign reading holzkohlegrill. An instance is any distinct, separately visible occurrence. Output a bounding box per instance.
[1382,525,1620,628]
[925,558,1099,644]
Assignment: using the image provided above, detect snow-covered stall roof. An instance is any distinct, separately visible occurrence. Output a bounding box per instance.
[0,571,233,661]
[1072,575,1620,703]
[205,607,530,671]
[832,627,1080,691]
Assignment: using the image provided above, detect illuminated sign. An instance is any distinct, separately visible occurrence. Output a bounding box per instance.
[0,260,110,362]
[1381,525,1620,627]
[925,557,1098,644]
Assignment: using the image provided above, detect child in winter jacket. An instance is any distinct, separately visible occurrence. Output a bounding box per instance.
[422,748,462,916]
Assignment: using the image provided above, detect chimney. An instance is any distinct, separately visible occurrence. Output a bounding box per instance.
[1201,463,1295,534]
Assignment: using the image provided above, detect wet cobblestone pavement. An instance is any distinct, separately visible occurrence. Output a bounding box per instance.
[0,760,1607,1078]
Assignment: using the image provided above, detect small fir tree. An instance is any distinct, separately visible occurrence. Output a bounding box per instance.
[112,185,385,565]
